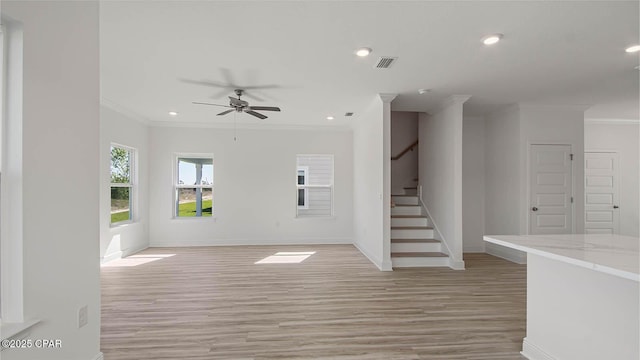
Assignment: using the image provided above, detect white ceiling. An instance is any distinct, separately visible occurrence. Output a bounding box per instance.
[100,1,639,127]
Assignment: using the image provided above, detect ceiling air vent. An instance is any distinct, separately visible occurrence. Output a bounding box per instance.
[345,112,354,117]
[374,56,397,69]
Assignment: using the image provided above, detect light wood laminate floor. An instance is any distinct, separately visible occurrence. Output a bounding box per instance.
[101,245,526,359]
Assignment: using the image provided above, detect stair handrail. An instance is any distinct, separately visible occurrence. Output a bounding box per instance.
[391,140,418,160]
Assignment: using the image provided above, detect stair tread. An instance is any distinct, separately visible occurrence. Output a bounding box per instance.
[392,252,448,258]
[391,226,434,230]
[391,238,439,243]
[403,187,417,189]
[391,215,427,218]
[391,194,418,197]
[393,204,421,207]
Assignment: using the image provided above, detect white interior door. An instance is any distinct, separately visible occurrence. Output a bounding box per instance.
[529,144,573,234]
[584,152,619,234]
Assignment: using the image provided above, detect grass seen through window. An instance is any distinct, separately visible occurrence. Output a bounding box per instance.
[178,199,213,217]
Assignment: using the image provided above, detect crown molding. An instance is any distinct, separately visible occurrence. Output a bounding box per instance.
[585,118,640,125]
[517,102,592,112]
[149,120,352,132]
[378,93,398,103]
[100,97,152,125]
[431,94,471,115]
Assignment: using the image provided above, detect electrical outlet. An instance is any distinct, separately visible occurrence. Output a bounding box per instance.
[78,305,88,328]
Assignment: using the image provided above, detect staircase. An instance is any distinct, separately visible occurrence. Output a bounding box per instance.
[391,193,448,268]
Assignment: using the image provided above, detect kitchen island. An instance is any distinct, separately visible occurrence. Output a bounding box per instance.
[483,234,639,360]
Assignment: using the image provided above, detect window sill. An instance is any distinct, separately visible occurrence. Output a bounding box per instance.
[110,220,137,229]
[171,216,217,222]
[0,319,40,341]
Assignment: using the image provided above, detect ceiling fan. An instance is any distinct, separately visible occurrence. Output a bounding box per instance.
[193,89,281,120]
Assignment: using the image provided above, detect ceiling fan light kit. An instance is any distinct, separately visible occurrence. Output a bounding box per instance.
[192,89,281,120]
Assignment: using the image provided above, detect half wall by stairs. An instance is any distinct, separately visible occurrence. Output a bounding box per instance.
[391,193,448,268]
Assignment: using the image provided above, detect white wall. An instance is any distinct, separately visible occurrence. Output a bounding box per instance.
[418,96,468,268]
[391,111,418,194]
[484,105,521,237]
[148,126,353,246]
[519,105,586,234]
[484,104,587,264]
[353,97,385,269]
[2,2,101,360]
[585,121,640,237]
[100,106,150,263]
[462,116,485,253]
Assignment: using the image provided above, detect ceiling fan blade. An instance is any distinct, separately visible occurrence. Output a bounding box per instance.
[217,109,235,116]
[244,110,268,119]
[210,89,230,100]
[240,91,264,102]
[241,84,281,90]
[220,68,234,87]
[181,79,229,88]
[192,101,232,108]
[249,106,281,112]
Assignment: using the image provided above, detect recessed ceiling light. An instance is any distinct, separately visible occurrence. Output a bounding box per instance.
[356,47,372,57]
[169,111,178,116]
[482,34,503,45]
[625,45,640,53]
[327,116,334,120]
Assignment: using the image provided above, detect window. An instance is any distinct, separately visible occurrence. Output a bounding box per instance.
[296,155,334,217]
[175,156,213,217]
[1,20,31,329]
[297,166,308,209]
[110,145,134,224]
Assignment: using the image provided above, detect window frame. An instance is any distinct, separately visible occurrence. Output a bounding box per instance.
[0,20,40,336]
[173,154,214,219]
[295,154,334,218]
[110,143,135,226]
[296,166,309,210]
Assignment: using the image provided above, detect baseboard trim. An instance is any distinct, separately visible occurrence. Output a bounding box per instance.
[92,352,104,360]
[150,238,352,247]
[448,258,465,270]
[521,338,556,360]
[353,242,383,271]
[101,250,123,264]
[486,242,527,264]
[418,197,465,270]
[122,244,149,257]
[101,244,149,264]
[463,245,486,253]
[380,259,393,271]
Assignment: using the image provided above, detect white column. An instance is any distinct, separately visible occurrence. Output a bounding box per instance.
[379,93,397,271]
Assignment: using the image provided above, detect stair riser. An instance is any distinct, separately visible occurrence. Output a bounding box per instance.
[403,189,418,196]
[391,242,441,253]
[392,196,419,205]
[390,206,422,216]
[391,229,434,239]
[391,217,429,227]
[392,256,449,268]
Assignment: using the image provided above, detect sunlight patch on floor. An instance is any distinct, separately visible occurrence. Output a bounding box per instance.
[254,251,316,264]
[102,254,176,267]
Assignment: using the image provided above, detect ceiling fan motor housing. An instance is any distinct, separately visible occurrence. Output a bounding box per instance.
[193,88,280,119]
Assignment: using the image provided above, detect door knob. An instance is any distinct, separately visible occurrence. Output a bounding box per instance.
[532,207,538,212]
[613,205,619,209]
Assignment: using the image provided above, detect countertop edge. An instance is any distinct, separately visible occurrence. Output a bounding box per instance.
[483,236,640,282]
